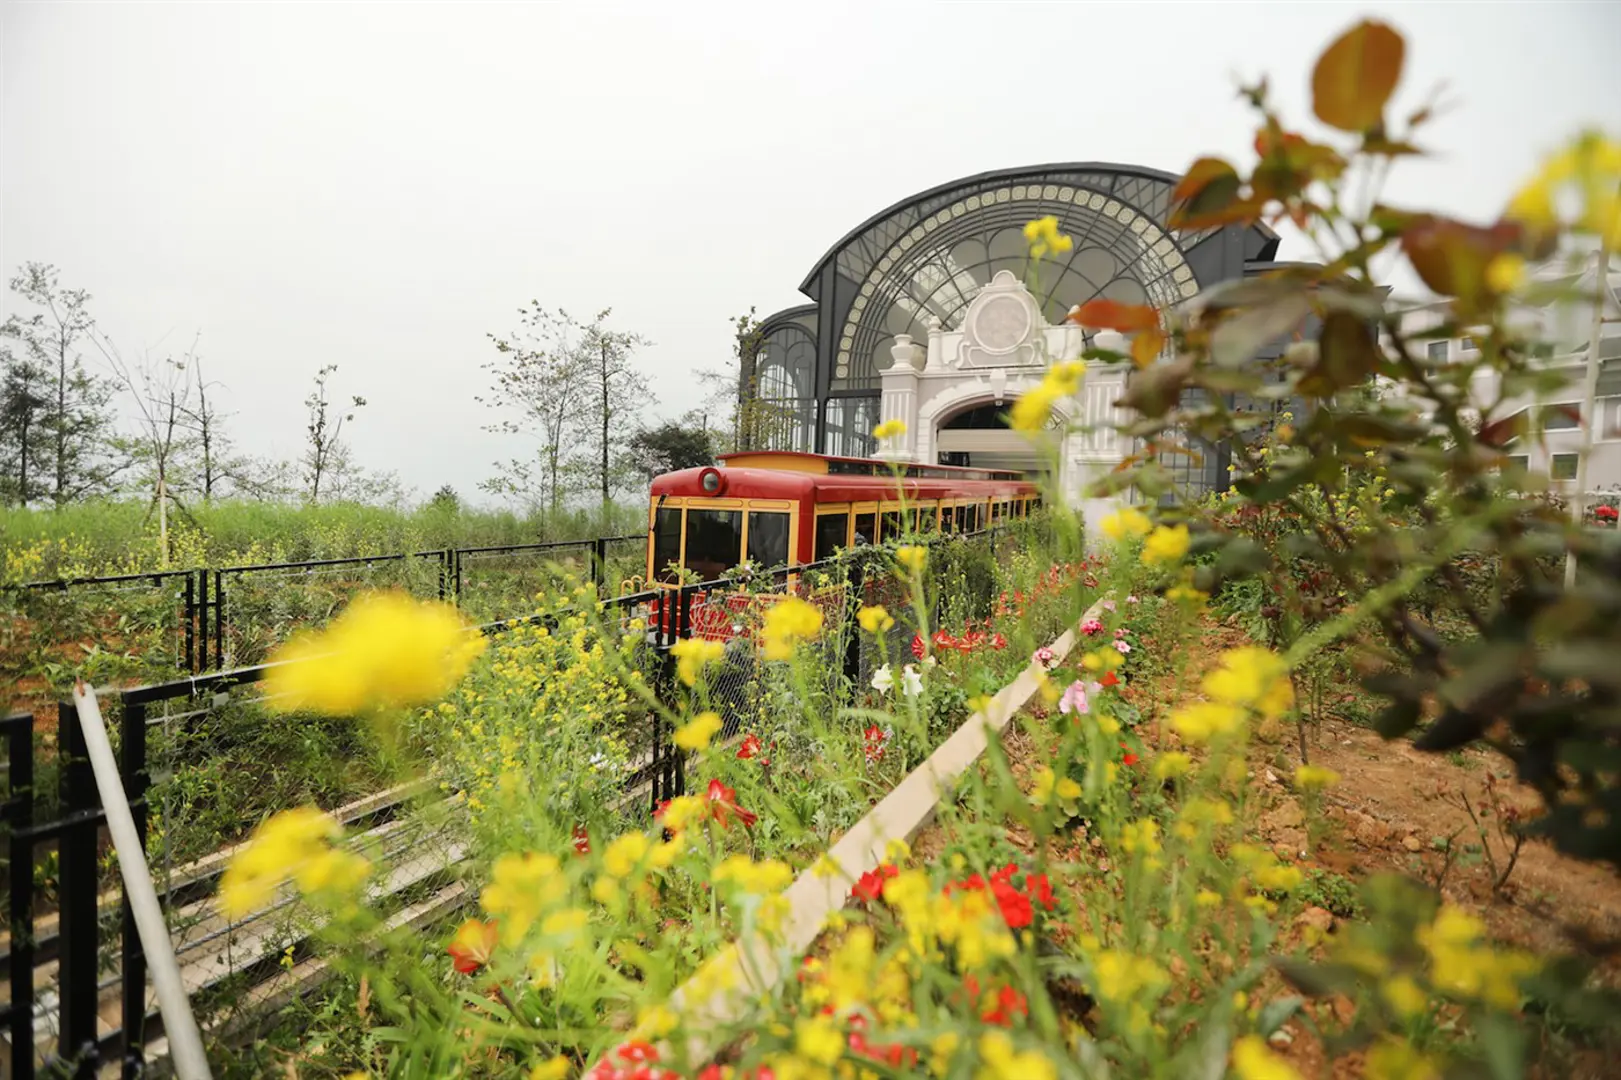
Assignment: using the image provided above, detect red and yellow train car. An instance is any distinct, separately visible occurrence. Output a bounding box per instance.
[638,451,1041,588]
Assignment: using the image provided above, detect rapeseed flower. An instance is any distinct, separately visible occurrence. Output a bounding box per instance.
[1231,1035,1302,1080]
[673,710,723,751]
[1140,524,1190,566]
[1204,646,1294,720]
[1023,215,1074,259]
[1169,700,1246,742]
[761,597,823,660]
[895,545,928,573]
[857,604,895,633]
[671,637,725,687]
[1294,763,1340,791]
[1100,507,1153,541]
[872,418,907,440]
[219,806,366,918]
[480,851,566,944]
[264,592,485,715]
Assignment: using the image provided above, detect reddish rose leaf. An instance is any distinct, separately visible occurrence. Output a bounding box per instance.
[1311,20,1405,133]
[1069,298,1159,334]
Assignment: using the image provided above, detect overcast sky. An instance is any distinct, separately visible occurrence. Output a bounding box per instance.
[4,1,1619,505]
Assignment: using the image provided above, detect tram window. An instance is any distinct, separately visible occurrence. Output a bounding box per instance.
[881,509,906,541]
[815,512,849,561]
[653,507,684,582]
[915,504,937,532]
[853,512,876,546]
[747,511,790,568]
[683,509,741,580]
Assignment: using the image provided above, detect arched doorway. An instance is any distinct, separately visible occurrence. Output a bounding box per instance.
[934,400,1058,481]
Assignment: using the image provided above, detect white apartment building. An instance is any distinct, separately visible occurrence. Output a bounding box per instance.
[1396,248,1621,495]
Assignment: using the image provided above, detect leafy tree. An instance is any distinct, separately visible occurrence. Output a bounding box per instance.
[0,350,49,505]
[577,310,651,506]
[628,422,714,479]
[302,364,366,503]
[429,484,461,512]
[0,263,118,505]
[99,335,201,564]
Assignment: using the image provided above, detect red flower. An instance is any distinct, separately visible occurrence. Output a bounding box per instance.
[983,983,1029,1025]
[616,1042,659,1065]
[1120,743,1139,767]
[653,799,670,821]
[990,878,1034,929]
[737,733,763,760]
[1100,670,1120,688]
[863,723,888,762]
[850,862,898,903]
[705,778,757,829]
[572,825,591,855]
[990,633,1008,650]
[931,629,958,652]
[1026,873,1056,911]
[446,917,496,974]
[910,633,927,660]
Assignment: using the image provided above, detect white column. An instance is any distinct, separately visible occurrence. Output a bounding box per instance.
[877,335,922,462]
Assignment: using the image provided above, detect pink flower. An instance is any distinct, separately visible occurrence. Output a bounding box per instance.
[1101,600,1117,612]
[1032,646,1056,669]
[1113,640,1132,655]
[1058,680,1089,715]
[1115,627,1128,638]
[1126,595,1139,605]
[1081,619,1104,636]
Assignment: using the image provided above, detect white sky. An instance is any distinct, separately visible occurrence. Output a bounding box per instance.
[4,1,1619,503]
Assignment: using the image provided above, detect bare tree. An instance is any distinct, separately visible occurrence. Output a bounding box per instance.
[302,364,366,503]
[98,334,200,564]
[0,263,118,505]
[478,304,591,515]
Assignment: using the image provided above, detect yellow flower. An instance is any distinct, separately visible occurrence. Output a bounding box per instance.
[811,853,844,879]
[1010,381,1062,432]
[857,604,895,633]
[1381,974,1430,1020]
[480,852,566,944]
[1194,888,1223,908]
[634,1002,679,1040]
[1485,252,1525,295]
[264,592,486,715]
[1365,1036,1441,1080]
[761,597,823,660]
[219,806,345,918]
[1140,524,1190,566]
[1231,1034,1302,1080]
[1152,751,1193,780]
[713,854,794,894]
[1022,215,1074,259]
[929,1031,960,1078]
[1294,764,1341,792]
[1204,646,1294,721]
[603,832,650,878]
[670,637,725,687]
[658,795,705,834]
[1088,949,1169,1005]
[1169,700,1246,743]
[1505,131,1621,246]
[1119,818,1161,856]
[530,1057,570,1080]
[1418,905,1538,1009]
[977,1030,1056,1080]
[895,545,928,574]
[1100,507,1153,541]
[673,710,723,752]
[540,907,589,939]
[871,418,907,440]
[795,1016,844,1066]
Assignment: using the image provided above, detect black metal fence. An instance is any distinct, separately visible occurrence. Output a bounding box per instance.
[1,526,1024,1077]
[4,535,647,678]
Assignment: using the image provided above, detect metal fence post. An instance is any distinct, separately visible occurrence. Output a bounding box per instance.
[194,570,209,673]
[56,701,100,1078]
[6,712,36,1080]
[119,699,149,1077]
[843,552,865,689]
[591,536,608,595]
[214,571,226,670]
[181,572,196,674]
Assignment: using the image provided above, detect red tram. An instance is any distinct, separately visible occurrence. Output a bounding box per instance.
[631,451,1042,639]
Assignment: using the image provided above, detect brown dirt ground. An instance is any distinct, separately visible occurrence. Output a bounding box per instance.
[906,612,1621,1078]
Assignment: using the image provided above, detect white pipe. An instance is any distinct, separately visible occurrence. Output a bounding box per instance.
[1566,243,1615,589]
[72,680,214,1080]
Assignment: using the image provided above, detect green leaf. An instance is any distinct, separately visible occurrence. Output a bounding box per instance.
[1210,293,1313,368]
[1476,1011,1527,1080]
[1256,995,1304,1036]
[1373,697,1423,738]
[1273,956,1356,995]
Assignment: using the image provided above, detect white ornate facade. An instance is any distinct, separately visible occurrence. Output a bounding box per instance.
[872,271,1132,525]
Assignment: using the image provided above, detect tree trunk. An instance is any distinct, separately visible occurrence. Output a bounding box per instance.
[600,341,610,507]
[54,332,67,508]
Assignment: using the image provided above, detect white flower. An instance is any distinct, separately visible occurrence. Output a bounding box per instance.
[901,664,924,698]
[871,664,894,693]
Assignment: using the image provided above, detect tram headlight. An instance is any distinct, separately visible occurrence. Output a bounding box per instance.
[699,467,724,494]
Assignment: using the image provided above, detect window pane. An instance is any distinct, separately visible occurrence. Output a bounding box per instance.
[815,512,849,560]
[1506,455,1529,470]
[853,513,876,546]
[684,509,742,579]
[1426,341,1448,361]
[747,511,790,568]
[653,508,683,583]
[915,504,936,532]
[881,510,906,541]
[1551,453,1579,480]
[1543,405,1579,431]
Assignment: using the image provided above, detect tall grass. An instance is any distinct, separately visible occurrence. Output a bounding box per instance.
[1,499,647,582]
